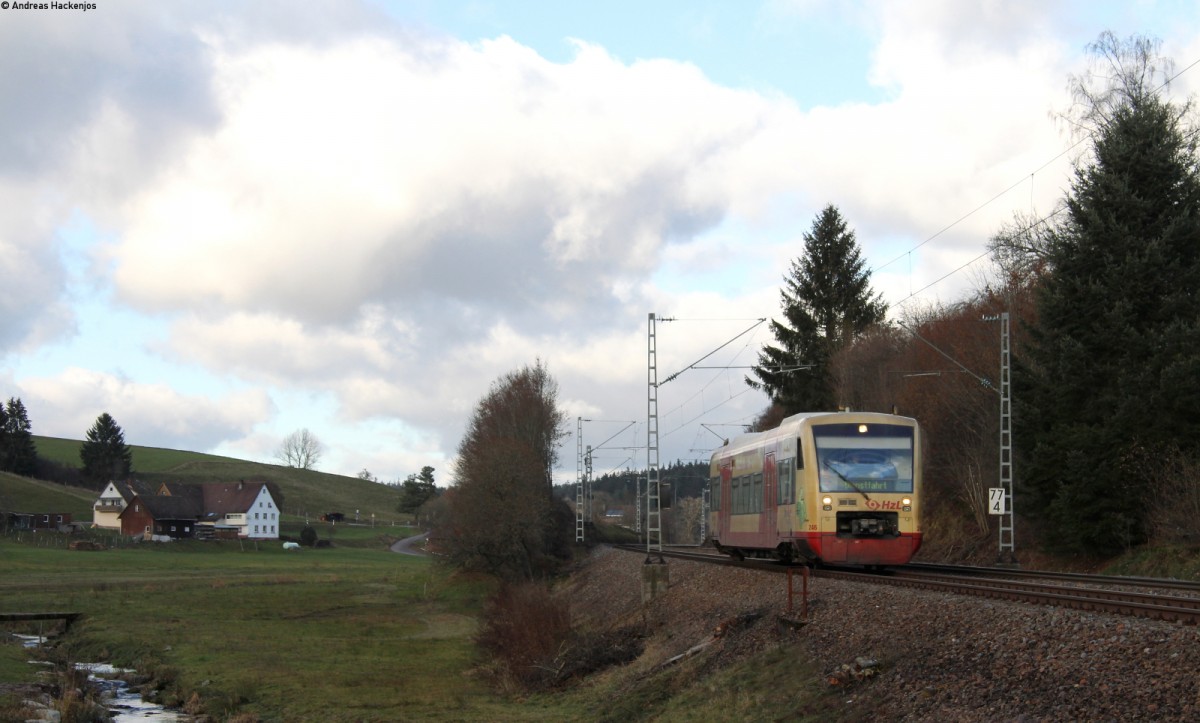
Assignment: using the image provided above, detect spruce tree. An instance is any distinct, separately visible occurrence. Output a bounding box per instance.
[80,412,133,488]
[1018,33,1200,554]
[1,398,38,476]
[397,466,438,514]
[747,204,886,414]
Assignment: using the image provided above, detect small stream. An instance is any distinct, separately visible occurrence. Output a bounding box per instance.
[77,662,184,722]
[15,634,184,722]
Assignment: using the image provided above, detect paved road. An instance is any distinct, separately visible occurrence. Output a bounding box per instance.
[389,532,430,556]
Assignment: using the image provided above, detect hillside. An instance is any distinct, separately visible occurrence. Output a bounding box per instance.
[18,436,405,524]
[0,472,97,518]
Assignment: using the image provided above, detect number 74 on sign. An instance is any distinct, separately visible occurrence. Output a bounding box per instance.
[988,488,1006,515]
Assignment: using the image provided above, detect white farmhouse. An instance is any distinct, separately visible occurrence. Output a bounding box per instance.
[94,479,282,540]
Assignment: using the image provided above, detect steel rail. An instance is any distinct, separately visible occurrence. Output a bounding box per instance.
[613,545,1200,625]
[823,569,1200,625]
[902,561,1200,593]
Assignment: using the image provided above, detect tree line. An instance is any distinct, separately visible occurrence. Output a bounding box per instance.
[0,402,134,489]
[745,32,1200,557]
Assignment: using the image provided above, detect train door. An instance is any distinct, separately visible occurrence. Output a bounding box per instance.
[762,453,777,541]
[720,462,732,540]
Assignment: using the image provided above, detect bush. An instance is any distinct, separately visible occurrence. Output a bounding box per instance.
[33,456,86,488]
[299,527,317,547]
[474,582,571,690]
[1134,445,1200,544]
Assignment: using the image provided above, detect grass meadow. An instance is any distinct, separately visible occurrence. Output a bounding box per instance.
[0,537,578,722]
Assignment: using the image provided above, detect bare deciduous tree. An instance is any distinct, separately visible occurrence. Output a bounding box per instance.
[276,428,323,470]
[438,360,571,581]
[671,496,706,544]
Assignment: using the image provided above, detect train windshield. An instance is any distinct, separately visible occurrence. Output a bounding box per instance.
[812,423,914,494]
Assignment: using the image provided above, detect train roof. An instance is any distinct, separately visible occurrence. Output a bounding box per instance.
[714,410,917,457]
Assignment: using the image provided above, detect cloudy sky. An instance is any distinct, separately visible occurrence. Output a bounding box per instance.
[2,0,1199,486]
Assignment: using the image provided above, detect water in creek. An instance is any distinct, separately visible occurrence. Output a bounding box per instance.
[14,634,183,722]
[77,662,184,722]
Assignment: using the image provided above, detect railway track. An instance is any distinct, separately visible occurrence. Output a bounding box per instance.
[617,545,1200,625]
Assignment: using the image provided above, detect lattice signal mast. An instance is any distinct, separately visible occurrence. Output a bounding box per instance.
[646,313,664,558]
[576,417,585,542]
[997,312,1015,562]
[984,312,1015,563]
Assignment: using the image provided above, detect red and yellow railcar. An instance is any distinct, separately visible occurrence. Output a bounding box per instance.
[708,411,921,566]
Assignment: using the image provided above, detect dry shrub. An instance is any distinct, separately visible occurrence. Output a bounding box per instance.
[1135,445,1200,544]
[0,699,37,722]
[54,667,107,723]
[474,581,571,690]
[552,627,644,683]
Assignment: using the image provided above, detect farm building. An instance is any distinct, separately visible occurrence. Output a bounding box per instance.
[99,480,281,540]
[1,511,74,532]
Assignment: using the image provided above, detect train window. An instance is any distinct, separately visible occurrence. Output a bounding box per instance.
[813,423,915,494]
[753,473,763,513]
[710,476,721,511]
[777,458,794,504]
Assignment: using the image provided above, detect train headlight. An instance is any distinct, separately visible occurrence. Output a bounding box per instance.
[902,498,911,506]
[822,495,832,511]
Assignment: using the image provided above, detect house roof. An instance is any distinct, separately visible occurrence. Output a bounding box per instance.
[132,493,203,521]
[107,478,159,501]
[202,481,270,514]
[113,481,272,521]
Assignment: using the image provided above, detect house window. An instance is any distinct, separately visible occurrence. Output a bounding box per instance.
[170,526,176,532]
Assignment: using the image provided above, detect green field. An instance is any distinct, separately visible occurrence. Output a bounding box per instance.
[0,472,97,520]
[0,539,582,721]
[3,441,830,721]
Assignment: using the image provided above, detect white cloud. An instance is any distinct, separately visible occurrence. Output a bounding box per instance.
[103,35,775,326]
[18,368,275,452]
[0,182,74,350]
[7,2,1200,478]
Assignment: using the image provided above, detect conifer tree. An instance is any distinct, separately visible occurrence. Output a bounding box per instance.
[397,466,439,514]
[80,412,133,488]
[1018,33,1200,554]
[747,204,886,414]
[1,398,38,476]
